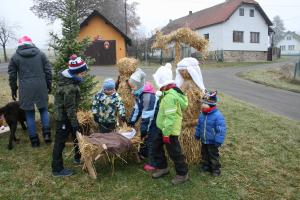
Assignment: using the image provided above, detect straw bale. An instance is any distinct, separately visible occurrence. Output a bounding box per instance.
[77,110,97,135]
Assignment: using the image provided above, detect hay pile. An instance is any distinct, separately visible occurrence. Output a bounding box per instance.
[116,57,138,119]
[179,69,204,164]
[77,110,97,135]
[152,28,209,64]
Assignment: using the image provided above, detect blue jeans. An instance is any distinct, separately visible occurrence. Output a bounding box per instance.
[25,107,50,138]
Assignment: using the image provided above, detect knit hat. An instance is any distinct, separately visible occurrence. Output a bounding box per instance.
[68,54,88,75]
[129,68,146,90]
[153,63,174,89]
[18,36,33,46]
[103,78,115,90]
[203,90,218,106]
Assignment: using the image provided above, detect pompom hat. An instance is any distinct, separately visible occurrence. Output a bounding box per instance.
[68,54,88,75]
[18,36,33,46]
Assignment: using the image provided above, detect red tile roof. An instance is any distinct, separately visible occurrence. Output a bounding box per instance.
[161,0,272,34]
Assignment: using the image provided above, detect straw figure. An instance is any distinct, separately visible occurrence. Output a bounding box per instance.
[116,58,138,119]
[175,57,206,164]
[152,27,208,64]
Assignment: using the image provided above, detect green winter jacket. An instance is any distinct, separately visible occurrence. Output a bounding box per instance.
[156,88,188,136]
[54,72,81,127]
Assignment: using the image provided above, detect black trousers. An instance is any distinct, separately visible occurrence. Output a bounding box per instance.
[98,122,116,133]
[153,132,188,176]
[201,144,221,170]
[52,119,80,172]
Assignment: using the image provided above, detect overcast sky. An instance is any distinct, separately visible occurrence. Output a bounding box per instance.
[1,0,299,48]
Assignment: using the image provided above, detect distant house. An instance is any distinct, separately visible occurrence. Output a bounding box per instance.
[79,10,131,65]
[277,31,300,56]
[160,0,273,61]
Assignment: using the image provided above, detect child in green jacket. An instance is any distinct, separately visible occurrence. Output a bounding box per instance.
[152,63,189,185]
[51,54,88,177]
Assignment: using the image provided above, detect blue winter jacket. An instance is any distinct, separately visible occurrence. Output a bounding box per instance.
[129,83,159,137]
[195,108,227,144]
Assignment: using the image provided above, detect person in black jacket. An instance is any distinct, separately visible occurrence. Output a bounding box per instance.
[8,36,52,147]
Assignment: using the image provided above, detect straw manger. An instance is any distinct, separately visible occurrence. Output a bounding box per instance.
[76,128,141,179]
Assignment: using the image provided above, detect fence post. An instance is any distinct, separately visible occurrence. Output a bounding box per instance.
[294,61,300,80]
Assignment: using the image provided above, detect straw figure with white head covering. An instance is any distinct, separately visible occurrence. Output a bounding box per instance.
[175,57,206,164]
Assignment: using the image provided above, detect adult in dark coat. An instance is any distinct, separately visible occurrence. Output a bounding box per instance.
[8,36,52,147]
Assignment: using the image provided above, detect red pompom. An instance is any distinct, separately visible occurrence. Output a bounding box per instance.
[69,54,77,60]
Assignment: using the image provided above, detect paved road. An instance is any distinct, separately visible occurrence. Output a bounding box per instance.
[1,59,299,120]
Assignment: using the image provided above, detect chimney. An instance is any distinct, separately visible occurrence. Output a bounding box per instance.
[169,19,172,23]
[189,11,192,15]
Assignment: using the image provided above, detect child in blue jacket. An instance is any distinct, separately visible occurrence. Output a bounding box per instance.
[128,68,159,171]
[195,90,226,176]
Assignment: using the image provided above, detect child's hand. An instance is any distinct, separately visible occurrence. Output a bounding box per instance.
[93,115,99,123]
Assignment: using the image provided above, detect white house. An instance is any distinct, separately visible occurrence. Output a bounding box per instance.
[160,0,273,61]
[277,31,300,56]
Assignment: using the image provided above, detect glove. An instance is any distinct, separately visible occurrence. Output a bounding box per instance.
[127,121,135,127]
[120,116,126,123]
[11,89,17,101]
[162,136,171,144]
[194,135,200,141]
[93,114,99,123]
[215,143,221,148]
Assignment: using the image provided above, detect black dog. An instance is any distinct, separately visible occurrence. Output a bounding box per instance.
[0,101,27,149]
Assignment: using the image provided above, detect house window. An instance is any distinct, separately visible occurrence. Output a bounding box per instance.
[286,36,292,40]
[204,34,209,41]
[280,45,286,51]
[233,31,244,43]
[239,8,244,16]
[250,9,254,17]
[288,45,295,50]
[250,32,260,43]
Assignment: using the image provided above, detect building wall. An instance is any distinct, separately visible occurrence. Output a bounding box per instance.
[277,33,300,55]
[79,16,126,62]
[223,50,267,61]
[196,24,224,51]
[196,4,269,52]
[222,4,269,51]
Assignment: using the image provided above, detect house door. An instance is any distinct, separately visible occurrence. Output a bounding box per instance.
[85,40,116,65]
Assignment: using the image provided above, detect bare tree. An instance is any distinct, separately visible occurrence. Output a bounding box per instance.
[31,0,140,34]
[0,19,17,62]
[272,15,286,45]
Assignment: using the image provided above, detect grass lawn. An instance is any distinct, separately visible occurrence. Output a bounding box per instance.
[237,68,300,93]
[0,75,300,199]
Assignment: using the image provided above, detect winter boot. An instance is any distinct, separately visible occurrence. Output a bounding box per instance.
[42,127,52,144]
[171,174,189,185]
[144,164,157,172]
[152,168,169,179]
[29,136,40,148]
[212,169,221,177]
[199,164,211,172]
[52,168,74,177]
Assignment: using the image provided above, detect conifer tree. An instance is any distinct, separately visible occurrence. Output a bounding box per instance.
[50,0,97,110]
